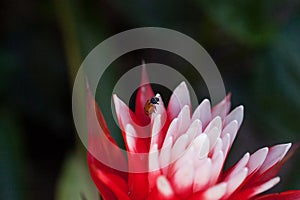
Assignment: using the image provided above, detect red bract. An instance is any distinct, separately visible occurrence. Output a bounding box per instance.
[86,67,300,200]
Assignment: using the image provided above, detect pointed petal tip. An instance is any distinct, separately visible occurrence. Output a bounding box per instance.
[256,177,281,196]
[112,94,120,110]
[112,94,119,103]
[179,81,187,87]
[202,98,211,104]
[286,142,292,149]
[226,92,232,99]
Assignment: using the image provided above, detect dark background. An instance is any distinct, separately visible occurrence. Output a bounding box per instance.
[1,0,300,199]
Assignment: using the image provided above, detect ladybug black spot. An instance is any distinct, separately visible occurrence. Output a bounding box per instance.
[150,97,159,104]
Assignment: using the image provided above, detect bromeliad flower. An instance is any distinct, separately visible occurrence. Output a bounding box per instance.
[86,67,300,200]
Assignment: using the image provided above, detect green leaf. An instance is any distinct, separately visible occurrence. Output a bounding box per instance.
[55,150,99,200]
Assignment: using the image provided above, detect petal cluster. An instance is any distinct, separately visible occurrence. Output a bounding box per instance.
[86,68,300,200]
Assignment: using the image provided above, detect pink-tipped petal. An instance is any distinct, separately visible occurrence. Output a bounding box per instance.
[211,94,231,120]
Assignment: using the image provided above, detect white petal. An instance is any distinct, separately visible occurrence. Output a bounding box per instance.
[191,134,210,159]
[203,182,227,200]
[172,161,194,195]
[151,114,162,146]
[125,124,137,152]
[185,119,202,144]
[148,144,160,188]
[176,105,191,139]
[226,153,250,178]
[211,138,223,157]
[205,126,221,152]
[222,133,231,157]
[113,94,145,137]
[152,93,167,122]
[224,168,248,198]
[204,116,222,133]
[163,118,179,146]
[156,176,174,197]
[224,105,244,127]
[113,94,132,128]
[250,177,280,197]
[159,136,172,175]
[222,120,239,146]
[192,99,211,128]
[247,147,268,175]
[169,145,194,178]
[149,144,159,171]
[168,82,191,120]
[209,151,225,185]
[171,134,189,161]
[259,143,291,174]
[193,158,212,192]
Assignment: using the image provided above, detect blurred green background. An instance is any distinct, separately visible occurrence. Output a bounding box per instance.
[1,0,300,199]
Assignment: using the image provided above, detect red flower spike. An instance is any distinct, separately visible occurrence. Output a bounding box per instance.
[135,62,155,126]
[86,66,300,199]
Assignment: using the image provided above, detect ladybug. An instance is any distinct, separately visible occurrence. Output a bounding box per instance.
[144,95,160,116]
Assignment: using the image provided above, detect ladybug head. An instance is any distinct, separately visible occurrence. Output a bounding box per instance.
[150,97,159,104]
